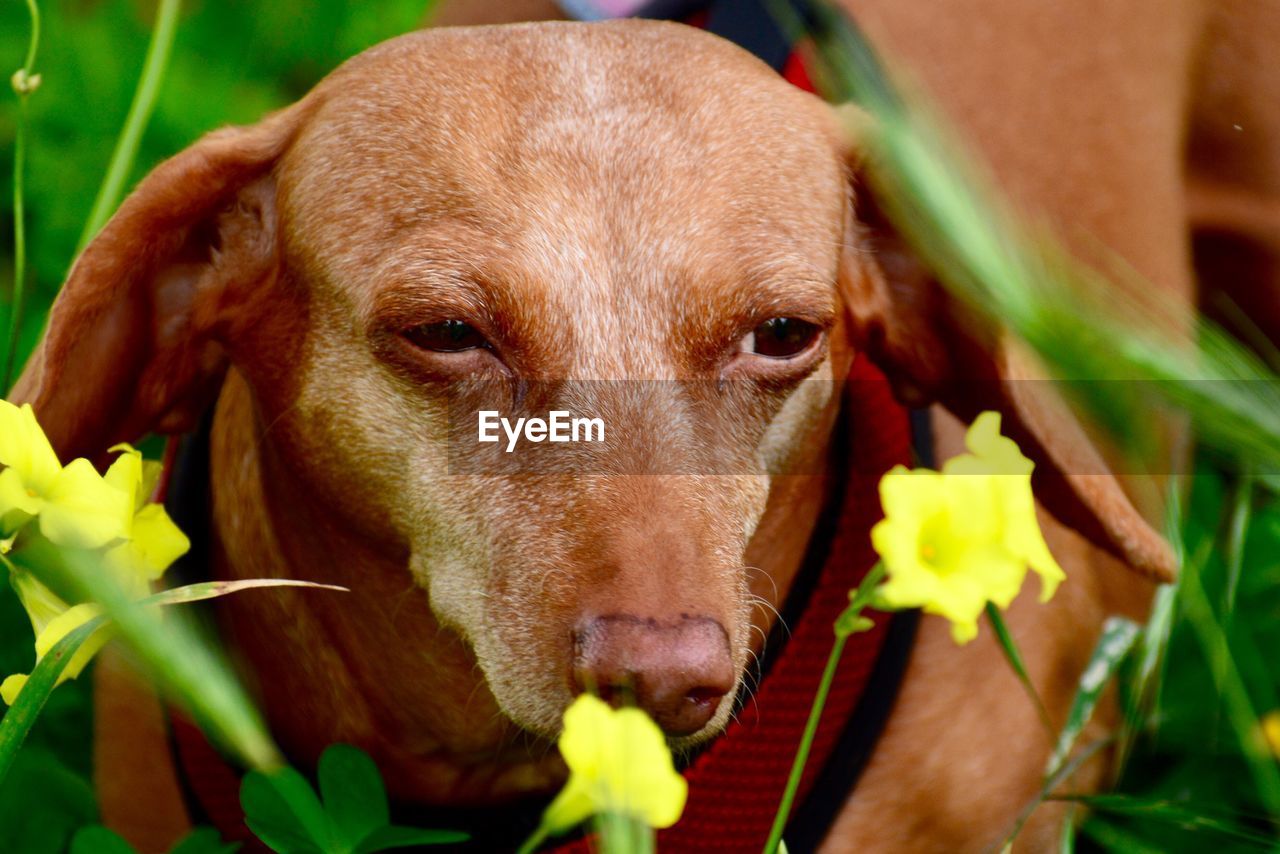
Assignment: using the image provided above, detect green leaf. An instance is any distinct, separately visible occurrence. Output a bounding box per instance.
[353,825,469,853]
[0,613,106,786]
[241,767,331,854]
[833,610,873,638]
[1046,617,1141,777]
[985,603,1032,685]
[70,826,138,854]
[985,604,1054,739]
[169,827,242,854]
[0,748,97,853]
[318,744,388,848]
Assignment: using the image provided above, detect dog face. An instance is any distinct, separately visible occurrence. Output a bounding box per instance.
[259,22,852,740]
[14,20,1171,765]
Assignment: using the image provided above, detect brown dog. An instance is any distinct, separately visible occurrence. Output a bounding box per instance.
[13,7,1277,850]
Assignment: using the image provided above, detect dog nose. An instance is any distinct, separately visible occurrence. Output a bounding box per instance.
[571,615,735,736]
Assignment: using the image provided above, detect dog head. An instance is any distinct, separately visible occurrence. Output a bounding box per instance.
[13,21,1170,756]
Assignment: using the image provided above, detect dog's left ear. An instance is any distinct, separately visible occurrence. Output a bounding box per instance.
[834,107,1176,583]
[10,100,312,463]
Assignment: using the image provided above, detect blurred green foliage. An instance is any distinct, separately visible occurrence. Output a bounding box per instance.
[0,0,430,365]
[1083,468,1280,850]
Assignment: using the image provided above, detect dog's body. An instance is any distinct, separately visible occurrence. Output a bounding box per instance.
[14,5,1280,851]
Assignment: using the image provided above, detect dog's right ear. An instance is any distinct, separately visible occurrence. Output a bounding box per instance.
[10,101,311,463]
[832,105,1177,583]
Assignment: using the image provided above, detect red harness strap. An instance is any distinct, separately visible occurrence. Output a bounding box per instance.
[167,359,910,851]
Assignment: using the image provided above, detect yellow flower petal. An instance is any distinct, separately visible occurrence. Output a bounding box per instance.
[0,401,62,495]
[543,776,594,832]
[34,603,110,682]
[105,447,144,535]
[0,467,41,535]
[129,504,190,579]
[10,570,70,637]
[961,411,1034,475]
[40,458,130,549]
[1,674,27,705]
[544,695,688,834]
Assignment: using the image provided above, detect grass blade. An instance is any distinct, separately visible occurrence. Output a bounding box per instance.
[1046,618,1140,779]
[76,0,181,253]
[0,613,106,785]
[985,603,1054,741]
[144,579,348,607]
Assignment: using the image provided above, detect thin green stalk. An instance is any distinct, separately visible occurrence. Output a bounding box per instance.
[596,811,654,854]
[3,0,41,393]
[998,736,1112,851]
[77,0,181,253]
[762,561,885,854]
[985,603,1055,743]
[515,823,550,854]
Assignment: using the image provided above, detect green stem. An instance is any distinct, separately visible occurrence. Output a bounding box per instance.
[76,0,181,253]
[985,603,1056,743]
[1000,737,1113,849]
[3,0,41,393]
[515,823,550,854]
[597,811,653,854]
[762,561,886,854]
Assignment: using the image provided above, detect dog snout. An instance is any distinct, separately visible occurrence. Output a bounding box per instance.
[571,614,735,736]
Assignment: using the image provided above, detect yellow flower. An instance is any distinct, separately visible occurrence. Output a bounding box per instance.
[870,411,1065,644]
[543,694,688,834]
[0,424,188,705]
[0,401,129,548]
[1263,711,1280,758]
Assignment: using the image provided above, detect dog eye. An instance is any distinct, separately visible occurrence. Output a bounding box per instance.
[403,320,488,352]
[740,317,820,358]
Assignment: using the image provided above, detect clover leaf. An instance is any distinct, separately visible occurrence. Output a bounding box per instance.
[241,744,467,853]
